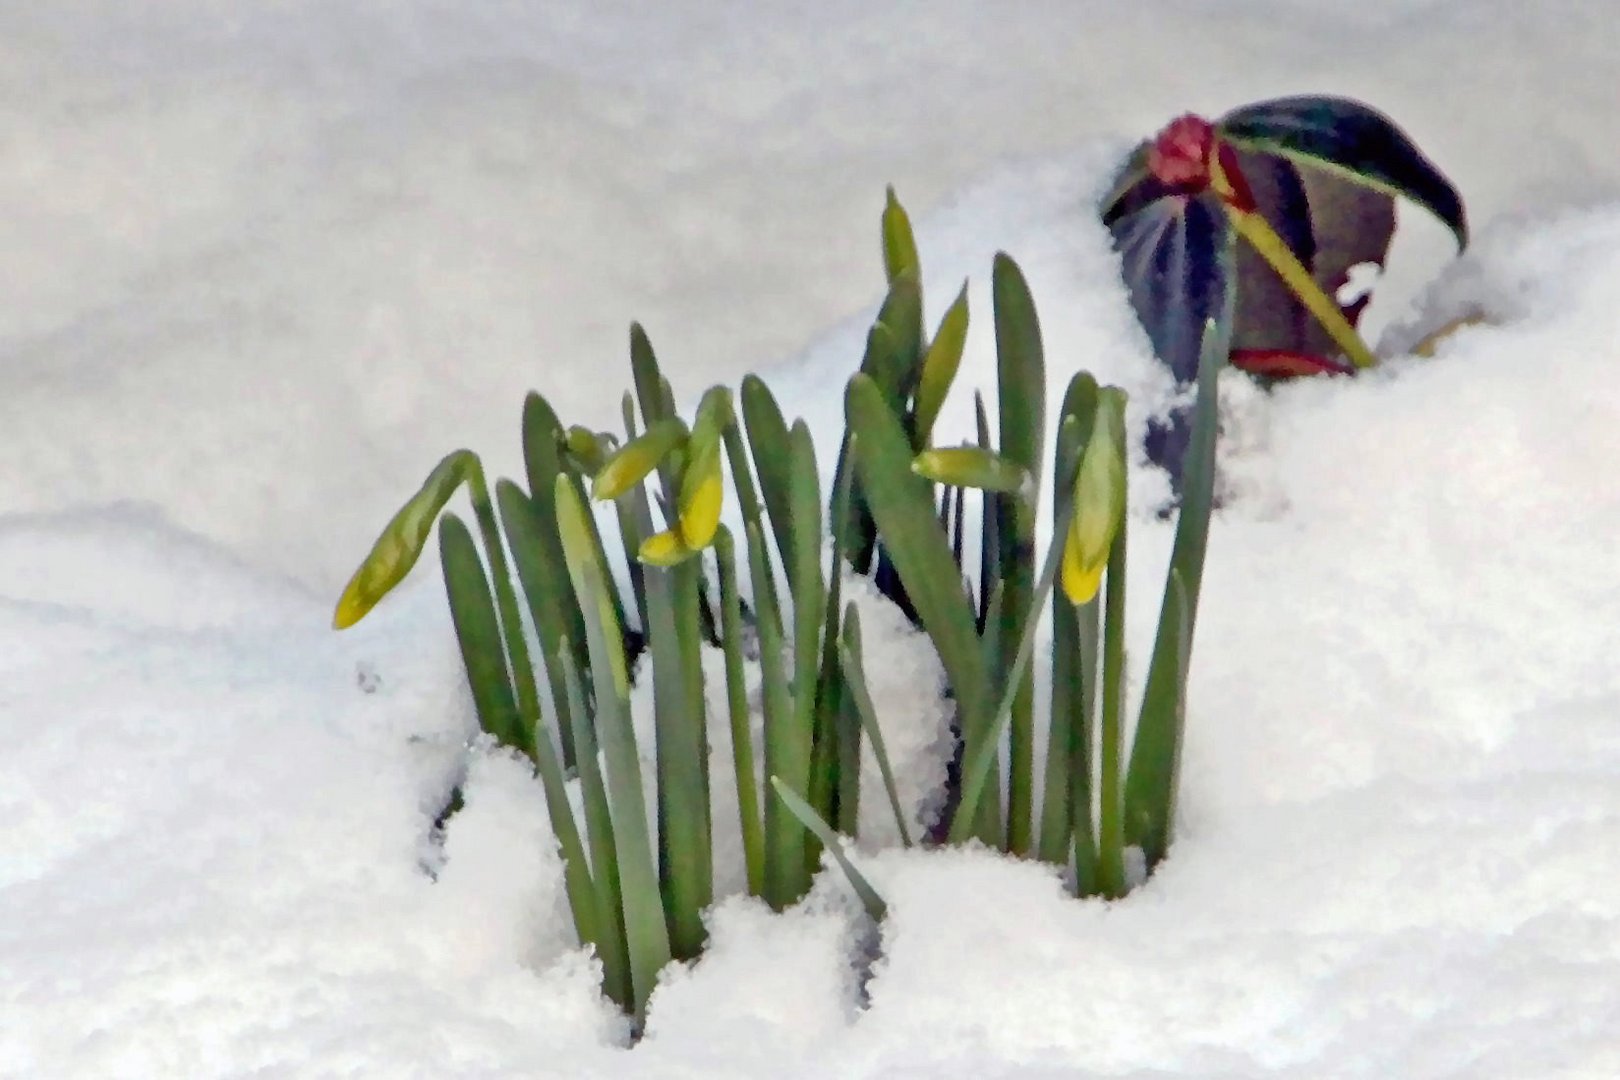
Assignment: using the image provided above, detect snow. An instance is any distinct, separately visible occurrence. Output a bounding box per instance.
[4,2,1620,1077]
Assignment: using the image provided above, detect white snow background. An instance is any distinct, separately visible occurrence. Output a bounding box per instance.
[3,2,1619,1076]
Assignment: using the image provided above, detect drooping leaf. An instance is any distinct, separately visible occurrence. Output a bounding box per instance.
[840,605,912,848]
[769,776,887,923]
[1217,95,1467,251]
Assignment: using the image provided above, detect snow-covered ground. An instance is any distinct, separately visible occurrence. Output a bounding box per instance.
[4,3,1619,1077]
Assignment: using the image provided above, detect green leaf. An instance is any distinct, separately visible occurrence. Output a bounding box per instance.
[1217,95,1467,251]
[770,776,887,923]
[840,605,911,848]
[639,500,713,961]
[715,527,764,896]
[992,252,1045,857]
[874,272,925,397]
[1036,409,1088,866]
[881,185,920,285]
[553,642,628,1009]
[554,475,671,1020]
[630,321,673,429]
[334,449,475,628]
[912,283,970,446]
[787,421,825,871]
[438,512,523,751]
[496,479,581,768]
[749,521,808,910]
[521,393,593,668]
[1095,452,1130,901]
[846,374,998,844]
[1124,319,1227,872]
[741,374,797,578]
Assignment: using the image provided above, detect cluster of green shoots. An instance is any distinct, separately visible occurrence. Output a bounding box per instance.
[334,190,1224,1027]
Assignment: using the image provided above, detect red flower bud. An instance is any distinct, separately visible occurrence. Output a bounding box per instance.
[1147,114,1215,189]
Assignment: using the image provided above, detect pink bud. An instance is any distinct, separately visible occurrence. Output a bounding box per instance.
[1148,114,1215,188]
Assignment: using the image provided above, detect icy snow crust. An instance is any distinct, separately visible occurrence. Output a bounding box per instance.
[5,3,1620,1077]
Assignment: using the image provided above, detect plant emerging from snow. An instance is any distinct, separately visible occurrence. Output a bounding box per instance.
[332,189,1222,1027]
[1103,95,1467,481]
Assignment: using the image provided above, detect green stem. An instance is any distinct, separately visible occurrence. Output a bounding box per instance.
[1225,204,1379,371]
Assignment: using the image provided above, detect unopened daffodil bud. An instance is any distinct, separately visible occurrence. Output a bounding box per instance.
[591,418,688,501]
[636,386,732,566]
[1062,388,1127,605]
[333,449,477,629]
[912,446,1032,500]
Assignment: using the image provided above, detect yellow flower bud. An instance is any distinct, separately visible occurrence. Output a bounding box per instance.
[591,418,688,501]
[1061,389,1127,605]
[333,450,477,629]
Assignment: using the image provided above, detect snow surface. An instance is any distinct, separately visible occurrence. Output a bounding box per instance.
[4,2,1620,1077]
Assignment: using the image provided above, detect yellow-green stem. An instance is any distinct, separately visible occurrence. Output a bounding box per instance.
[1224,204,1380,371]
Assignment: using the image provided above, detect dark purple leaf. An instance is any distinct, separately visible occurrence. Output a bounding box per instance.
[1217,95,1466,250]
[1108,191,1233,385]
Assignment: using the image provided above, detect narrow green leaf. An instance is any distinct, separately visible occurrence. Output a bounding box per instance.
[527,393,628,665]
[554,476,671,1020]
[497,479,580,768]
[741,374,797,580]
[770,776,887,923]
[1095,488,1129,901]
[438,513,523,751]
[840,605,912,847]
[787,421,825,875]
[1124,319,1227,871]
[974,391,998,627]
[847,374,998,845]
[992,253,1045,857]
[715,527,764,896]
[630,322,672,429]
[554,642,630,1011]
[881,185,920,285]
[874,273,925,400]
[632,490,711,963]
[1036,413,1085,866]
[912,283,969,446]
[749,521,808,909]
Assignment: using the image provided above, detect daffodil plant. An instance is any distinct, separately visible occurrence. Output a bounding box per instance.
[332,187,1226,1030]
